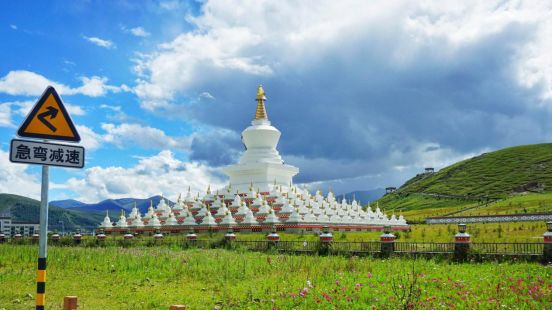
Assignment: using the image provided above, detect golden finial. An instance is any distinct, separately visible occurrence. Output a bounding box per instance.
[255,84,268,120]
[207,184,211,194]
[106,210,109,217]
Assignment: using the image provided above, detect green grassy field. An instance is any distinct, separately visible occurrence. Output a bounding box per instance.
[384,192,552,222]
[0,245,549,310]
[455,193,552,217]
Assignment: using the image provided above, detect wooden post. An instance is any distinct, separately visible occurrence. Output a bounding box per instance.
[63,296,78,310]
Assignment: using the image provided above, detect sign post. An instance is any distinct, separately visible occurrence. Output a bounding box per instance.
[36,165,48,310]
[10,86,83,310]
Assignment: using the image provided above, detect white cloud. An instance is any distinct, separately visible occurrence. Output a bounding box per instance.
[73,76,129,97]
[10,24,17,30]
[56,150,226,202]
[133,0,552,107]
[0,103,14,128]
[0,70,129,97]
[0,149,41,199]
[101,123,191,150]
[53,122,192,151]
[129,26,150,37]
[83,35,114,49]
[199,91,215,100]
[76,125,105,150]
[133,26,272,109]
[159,0,183,11]
[99,104,121,112]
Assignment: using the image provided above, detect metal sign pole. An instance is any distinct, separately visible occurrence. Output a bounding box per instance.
[36,164,49,310]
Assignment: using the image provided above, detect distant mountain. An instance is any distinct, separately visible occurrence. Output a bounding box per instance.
[335,189,386,205]
[51,195,175,215]
[48,199,87,209]
[0,193,104,232]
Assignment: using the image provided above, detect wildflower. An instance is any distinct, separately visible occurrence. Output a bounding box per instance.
[367,272,373,278]
[307,280,312,288]
[335,280,340,285]
[355,283,363,287]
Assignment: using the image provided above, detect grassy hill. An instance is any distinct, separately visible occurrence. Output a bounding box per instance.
[0,193,104,232]
[376,143,552,220]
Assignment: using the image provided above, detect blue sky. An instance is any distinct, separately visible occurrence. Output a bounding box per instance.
[1,1,552,202]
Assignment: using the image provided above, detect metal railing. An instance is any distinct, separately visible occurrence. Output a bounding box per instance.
[278,241,319,253]
[1,237,546,259]
[331,241,381,253]
[395,242,455,253]
[471,242,544,255]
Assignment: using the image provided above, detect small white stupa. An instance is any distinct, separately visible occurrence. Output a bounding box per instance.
[148,214,162,228]
[240,209,259,226]
[116,210,128,228]
[101,211,113,228]
[166,212,178,226]
[263,209,280,225]
[131,213,144,227]
[220,211,237,226]
[200,209,217,227]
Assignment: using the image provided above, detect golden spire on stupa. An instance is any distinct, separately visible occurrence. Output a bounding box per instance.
[255,84,268,120]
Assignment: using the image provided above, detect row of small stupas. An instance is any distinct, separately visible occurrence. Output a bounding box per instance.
[100,184,409,233]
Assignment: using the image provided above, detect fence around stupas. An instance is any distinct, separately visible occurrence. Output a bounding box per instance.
[2,223,551,264]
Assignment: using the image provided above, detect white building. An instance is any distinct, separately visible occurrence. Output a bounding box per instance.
[0,210,40,237]
[223,85,299,192]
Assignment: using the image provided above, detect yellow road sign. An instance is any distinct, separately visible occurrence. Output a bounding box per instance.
[17,86,81,142]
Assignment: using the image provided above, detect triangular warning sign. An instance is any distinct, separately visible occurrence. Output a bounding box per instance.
[17,86,81,142]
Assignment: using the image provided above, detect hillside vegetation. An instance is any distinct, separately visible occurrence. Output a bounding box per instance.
[377,143,552,218]
[0,193,103,231]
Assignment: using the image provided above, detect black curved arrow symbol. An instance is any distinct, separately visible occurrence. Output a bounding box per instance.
[38,106,59,132]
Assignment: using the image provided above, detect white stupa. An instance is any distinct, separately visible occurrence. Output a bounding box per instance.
[223,85,299,193]
[116,210,128,228]
[101,211,113,228]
